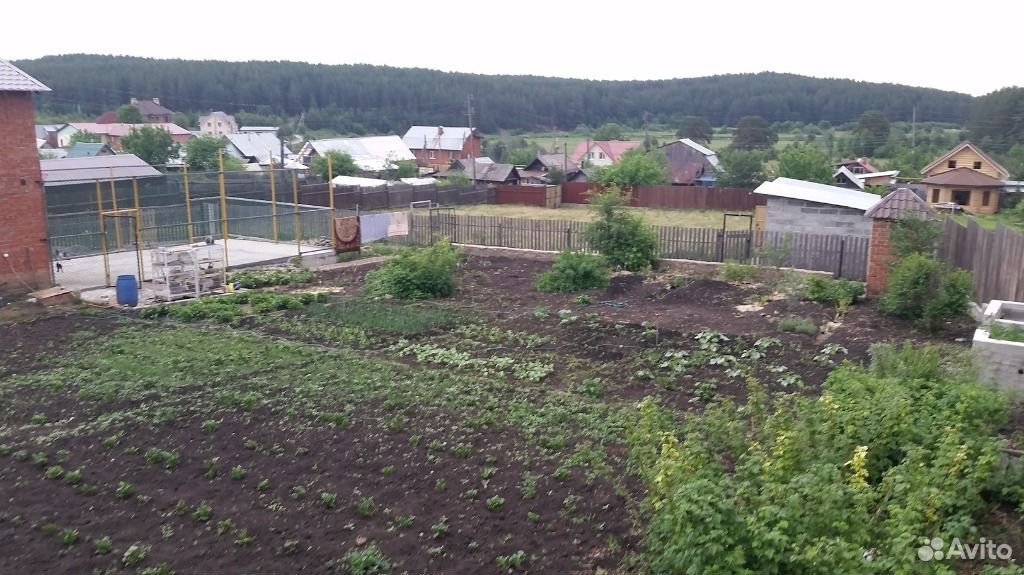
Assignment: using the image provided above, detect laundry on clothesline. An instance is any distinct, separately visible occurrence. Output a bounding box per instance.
[358,213,390,243]
[333,216,360,253]
[387,211,409,237]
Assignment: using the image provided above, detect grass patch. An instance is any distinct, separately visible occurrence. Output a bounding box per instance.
[777,316,817,335]
[302,299,457,336]
[989,323,1024,343]
[721,261,756,283]
[228,268,315,289]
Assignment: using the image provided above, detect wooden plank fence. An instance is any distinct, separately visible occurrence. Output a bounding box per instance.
[562,182,766,211]
[939,217,1024,303]
[398,213,868,279]
[494,184,561,208]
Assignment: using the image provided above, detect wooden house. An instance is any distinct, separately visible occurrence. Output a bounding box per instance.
[920,142,1008,214]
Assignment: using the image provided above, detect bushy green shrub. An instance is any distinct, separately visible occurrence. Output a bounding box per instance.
[878,254,939,318]
[804,276,865,306]
[584,189,658,272]
[777,316,816,335]
[721,261,756,283]
[535,252,611,293]
[228,268,315,289]
[878,254,972,330]
[920,268,972,331]
[890,215,942,258]
[364,239,460,300]
[629,343,1011,575]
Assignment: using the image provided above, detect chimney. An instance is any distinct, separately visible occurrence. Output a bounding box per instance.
[152,97,160,106]
[130,97,138,105]
[437,126,444,136]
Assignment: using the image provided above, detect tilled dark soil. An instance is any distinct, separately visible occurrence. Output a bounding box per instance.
[0,402,631,575]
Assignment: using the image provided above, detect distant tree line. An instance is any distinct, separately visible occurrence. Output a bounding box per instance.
[18,55,972,135]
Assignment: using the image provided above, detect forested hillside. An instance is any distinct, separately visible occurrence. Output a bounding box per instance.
[18,54,972,134]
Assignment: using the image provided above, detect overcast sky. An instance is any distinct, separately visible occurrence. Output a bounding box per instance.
[5,0,1020,96]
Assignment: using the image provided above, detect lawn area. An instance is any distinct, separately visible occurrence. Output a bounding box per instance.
[0,255,1019,573]
[451,203,753,229]
[950,211,1024,233]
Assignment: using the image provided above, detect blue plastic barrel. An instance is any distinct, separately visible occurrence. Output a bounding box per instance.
[116,274,139,307]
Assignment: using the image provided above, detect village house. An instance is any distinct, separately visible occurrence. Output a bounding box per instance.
[402,126,482,171]
[660,138,719,186]
[440,157,519,184]
[519,154,579,184]
[834,166,900,190]
[96,97,174,124]
[920,141,1009,214]
[834,157,878,175]
[569,140,642,167]
[66,142,115,158]
[299,135,416,174]
[199,111,238,135]
[0,59,52,293]
[56,123,193,150]
[225,132,283,166]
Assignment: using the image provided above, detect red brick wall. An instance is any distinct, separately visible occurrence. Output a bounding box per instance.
[0,91,51,295]
[866,219,893,296]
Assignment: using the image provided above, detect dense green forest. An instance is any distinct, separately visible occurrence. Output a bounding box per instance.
[18,54,972,134]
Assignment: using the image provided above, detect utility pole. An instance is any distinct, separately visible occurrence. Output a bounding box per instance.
[466,94,476,183]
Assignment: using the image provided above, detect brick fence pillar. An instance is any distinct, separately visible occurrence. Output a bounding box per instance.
[0,90,52,296]
[866,219,894,296]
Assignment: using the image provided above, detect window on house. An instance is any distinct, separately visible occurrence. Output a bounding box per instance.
[207,122,212,127]
[931,189,940,202]
[450,151,455,160]
[428,150,436,160]
[947,160,957,168]
[599,152,605,160]
[983,190,991,206]
[973,161,982,169]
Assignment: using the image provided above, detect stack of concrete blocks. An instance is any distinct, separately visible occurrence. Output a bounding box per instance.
[973,299,1024,395]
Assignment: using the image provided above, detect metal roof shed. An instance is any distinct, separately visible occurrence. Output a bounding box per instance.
[754,177,881,211]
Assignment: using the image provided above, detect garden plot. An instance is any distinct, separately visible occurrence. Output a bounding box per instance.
[0,255,1019,574]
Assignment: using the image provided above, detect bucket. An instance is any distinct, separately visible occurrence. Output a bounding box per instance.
[115,274,139,307]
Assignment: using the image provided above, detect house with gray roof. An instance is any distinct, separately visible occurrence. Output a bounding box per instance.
[298,135,415,173]
[225,132,284,166]
[402,126,482,171]
[439,157,519,184]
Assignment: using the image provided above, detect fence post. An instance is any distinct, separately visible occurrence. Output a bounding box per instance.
[269,151,278,243]
[183,164,194,244]
[218,150,230,268]
[131,177,145,282]
[497,222,503,247]
[327,153,335,212]
[95,180,110,287]
[109,169,121,250]
[292,171,301,259]
[837,238,846,278]
[566,226,572,250]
